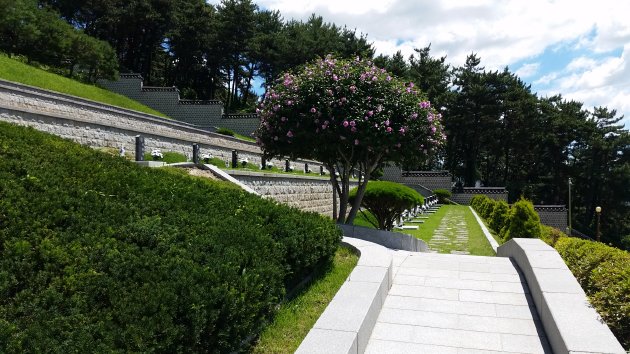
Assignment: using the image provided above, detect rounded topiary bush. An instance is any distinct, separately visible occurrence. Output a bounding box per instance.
[349,181,423,231]
[489,200,510,233]
[470,194,488,211]
[434,189,452,204]
[501,198,541,241]
[0,122,341,353]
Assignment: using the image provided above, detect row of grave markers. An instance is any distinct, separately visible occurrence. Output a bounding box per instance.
[395,196,441,230]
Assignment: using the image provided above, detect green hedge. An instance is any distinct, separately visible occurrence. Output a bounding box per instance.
[433,189,452,203]
[472,195,629,349]
[554,238,630,349]
[0,122,341,352]
[349,181,423,230]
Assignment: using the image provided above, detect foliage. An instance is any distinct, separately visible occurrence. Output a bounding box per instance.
[501,199,541,241]
[0,0,118,81]
[216,127,236,137]
[433,188,452,203]
[0,122,341,352]
[489,200,510,234]
[252,246,358,353]
[554,238,630,349]
[0,55,167,118]
[349,181,423,230]
[256,55,445,224]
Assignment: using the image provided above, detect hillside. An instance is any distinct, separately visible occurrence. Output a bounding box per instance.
[0,55,168,118]
[0,121,341,352]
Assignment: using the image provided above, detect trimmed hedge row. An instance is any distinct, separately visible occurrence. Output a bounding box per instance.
[433,189,452,204]
[0,122,341,352]
[553,237,630,349]
[471,195,541,241]
[472,195,629,349]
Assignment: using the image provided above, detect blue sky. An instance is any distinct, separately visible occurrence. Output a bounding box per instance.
[213,0,630,127]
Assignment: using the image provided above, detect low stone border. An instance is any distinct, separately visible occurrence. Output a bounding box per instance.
[497,238,625,354]
[469,206,499,252]
[338,224,428,252]
[296,237,393,354]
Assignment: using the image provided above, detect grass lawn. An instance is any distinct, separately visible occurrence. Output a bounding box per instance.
[252,246,358,353]
[0,55,168,118]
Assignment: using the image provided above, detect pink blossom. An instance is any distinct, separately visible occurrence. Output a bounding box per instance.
[349,120,356,127]
[420,101,431,109]
[286,100,293,106]
[310,107,317,113]
[351,127,357,132]
[384,119,390,126]
[409,82,414,88]
[386,76,392,81]
[411,112,418,119]
[321,124,327,129]
[399,127,405,135]
[327,89,333,96]
[333,74,339,81]
[372,76,377,81]
[367,110,374,117]
[287,130,294,138]
[431,126,436,133]
[406,87,412,93]
[343,120,349,127]
[354,139,360,145]
[386,127,393,133]
[349,85,357,93]
[273,105,280,111]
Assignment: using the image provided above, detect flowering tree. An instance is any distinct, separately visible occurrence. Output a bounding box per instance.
[255,55,445,224]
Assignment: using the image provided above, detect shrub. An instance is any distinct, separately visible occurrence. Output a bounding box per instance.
[0,122,341,352]
[216,127,235,137]
[502,199,541,241]
[349,181,423,231]
[434,189,452,203]
[470,194,488,211]
[489,200,510,233]
[554,238,630,348]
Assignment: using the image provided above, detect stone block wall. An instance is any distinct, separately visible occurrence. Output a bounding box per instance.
[450,188,509,204]
[381,166,452,191]
[230,171,356,217]
[220,114,261,137]
[0,79,321,172]
[534,205,568,232]
[98,74,259,133]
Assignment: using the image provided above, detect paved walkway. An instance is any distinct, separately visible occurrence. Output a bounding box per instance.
[365,251,551,353]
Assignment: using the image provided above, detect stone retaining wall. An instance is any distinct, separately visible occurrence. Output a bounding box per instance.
[534,205,568,232]
[230,171,356,217]
[98,74,259,135]
[382,166,452,191]
[0,79,321,173]
[450,188,509,204]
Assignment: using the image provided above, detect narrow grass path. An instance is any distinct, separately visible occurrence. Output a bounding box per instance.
[405,205,495,256]
[251,246,358,354]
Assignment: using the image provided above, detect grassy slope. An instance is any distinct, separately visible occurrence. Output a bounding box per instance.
[0,55,168,118]
[252,246,358,353]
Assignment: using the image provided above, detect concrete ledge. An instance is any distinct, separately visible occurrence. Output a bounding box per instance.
[338,224,428,252]
[469,206,499,253]
[497,238,625,354]
[296,237,393,354]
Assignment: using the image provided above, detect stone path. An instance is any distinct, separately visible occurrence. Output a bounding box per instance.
[428,208,470,254]
[364,251,551,353]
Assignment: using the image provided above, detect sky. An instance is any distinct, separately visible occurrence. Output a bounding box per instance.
[213,0,630,127]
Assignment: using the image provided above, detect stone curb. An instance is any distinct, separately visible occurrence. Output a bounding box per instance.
[497,238,625,354]
[337,224,429,252]
[296,237,393,354]
[469,206,500,252]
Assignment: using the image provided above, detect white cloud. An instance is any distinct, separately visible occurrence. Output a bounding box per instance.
[515,63,540,78]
